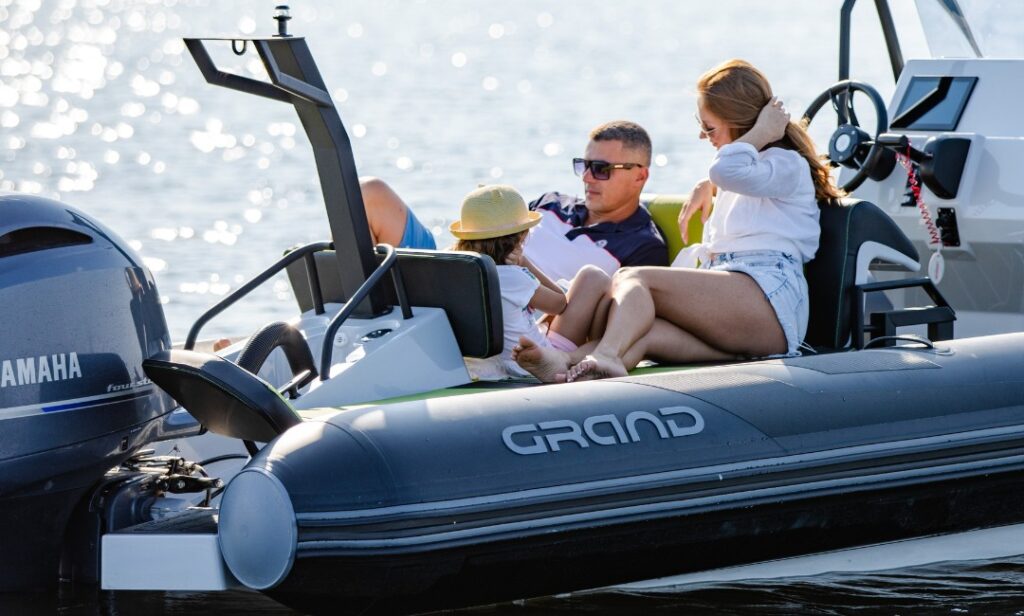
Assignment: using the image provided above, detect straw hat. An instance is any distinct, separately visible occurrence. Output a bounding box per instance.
[449,184,542,240]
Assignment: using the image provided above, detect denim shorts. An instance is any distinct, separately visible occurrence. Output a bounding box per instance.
[702,250,808,357]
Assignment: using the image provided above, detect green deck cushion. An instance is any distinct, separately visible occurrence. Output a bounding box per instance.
[646,194,705,262]
[328,363,705,412]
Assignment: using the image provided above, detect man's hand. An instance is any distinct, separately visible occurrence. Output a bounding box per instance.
[679,179,715,244]
[736,96,790,150]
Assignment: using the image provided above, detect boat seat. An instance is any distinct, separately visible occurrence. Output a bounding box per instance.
[286,248,503,359]
[804,198,920,351]
[143,350,302,445]
[643,193,704,263]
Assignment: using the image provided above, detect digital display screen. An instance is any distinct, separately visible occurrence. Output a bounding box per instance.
[891,76,977,131]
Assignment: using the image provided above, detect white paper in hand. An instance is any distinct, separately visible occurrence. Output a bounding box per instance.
[522,210,619,281]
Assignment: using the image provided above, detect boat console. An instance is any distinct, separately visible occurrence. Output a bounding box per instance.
[818,2,1024,336]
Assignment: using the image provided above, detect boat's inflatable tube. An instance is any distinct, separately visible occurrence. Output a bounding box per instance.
[218,334,1024,615]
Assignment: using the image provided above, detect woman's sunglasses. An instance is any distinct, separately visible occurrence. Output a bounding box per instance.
[694,113,717,136]
[572,158,644,181]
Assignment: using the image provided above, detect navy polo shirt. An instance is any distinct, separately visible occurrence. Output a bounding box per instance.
[528,192,668,267]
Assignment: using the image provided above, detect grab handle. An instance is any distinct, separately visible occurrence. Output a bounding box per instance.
[183,37,331,107]
[184,241,332,350]
[319,244,411,380]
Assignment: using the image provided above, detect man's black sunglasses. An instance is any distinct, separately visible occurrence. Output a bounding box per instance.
[572,158,645,181]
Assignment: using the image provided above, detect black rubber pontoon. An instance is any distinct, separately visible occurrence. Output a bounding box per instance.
[144,333,1024,615]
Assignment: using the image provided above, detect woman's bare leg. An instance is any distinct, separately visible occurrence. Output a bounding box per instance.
[640,318,741,364]
[571,267,785,380]
[521,312,740,383]
[567,318,737,381]
[588,283,612,342]
[565,267,659,379]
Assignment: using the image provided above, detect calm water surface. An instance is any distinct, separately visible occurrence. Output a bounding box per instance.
[2,0,929,341]
[5,557,1024,614]
[4,0,1021,614]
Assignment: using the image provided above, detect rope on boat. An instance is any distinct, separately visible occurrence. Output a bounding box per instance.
[898,146,945,284]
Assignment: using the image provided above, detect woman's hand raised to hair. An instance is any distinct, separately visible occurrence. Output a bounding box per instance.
[679,178,715,244]
[737,96,790,151]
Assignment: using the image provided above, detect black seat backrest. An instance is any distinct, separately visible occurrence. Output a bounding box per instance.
[805,198,919,351]
[286,248,503,358]
[143,350,303,442]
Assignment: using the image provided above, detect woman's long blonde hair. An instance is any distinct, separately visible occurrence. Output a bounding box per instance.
[697,59,842,202]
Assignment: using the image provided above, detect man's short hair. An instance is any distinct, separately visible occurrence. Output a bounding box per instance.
[589,120,652,166]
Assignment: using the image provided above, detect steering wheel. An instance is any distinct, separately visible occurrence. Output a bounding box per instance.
[803,80,895,193]
[236,321,318,399]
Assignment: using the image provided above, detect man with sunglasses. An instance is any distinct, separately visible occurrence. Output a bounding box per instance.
[357,120,666,280]
[522,120,667,282]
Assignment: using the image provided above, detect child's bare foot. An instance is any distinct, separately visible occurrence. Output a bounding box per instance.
[213,338,232,352]
[566,353,628,382]
[513,336,570,383]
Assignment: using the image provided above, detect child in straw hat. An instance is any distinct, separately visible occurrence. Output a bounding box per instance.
[451,185,611,378]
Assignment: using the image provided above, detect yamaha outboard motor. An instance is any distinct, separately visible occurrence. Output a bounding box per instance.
[0,193,175,590]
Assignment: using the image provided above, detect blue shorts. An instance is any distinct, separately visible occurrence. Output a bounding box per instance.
[400,210,437,249]
[702,250,808,357]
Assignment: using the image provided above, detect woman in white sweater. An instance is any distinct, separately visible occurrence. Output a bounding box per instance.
[514,59,841,382]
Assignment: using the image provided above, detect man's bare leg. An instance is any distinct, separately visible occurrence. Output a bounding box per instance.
[359,176,410,247]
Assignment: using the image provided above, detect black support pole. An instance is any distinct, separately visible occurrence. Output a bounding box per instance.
[838,0,904,84]
[185,35,388,317]
[258,38,387,316]
[839,0,855,82]
[874,0,905,82]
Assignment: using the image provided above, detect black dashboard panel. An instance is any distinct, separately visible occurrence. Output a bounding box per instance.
[891,76,977,131]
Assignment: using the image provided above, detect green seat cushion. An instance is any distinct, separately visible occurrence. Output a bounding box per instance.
[646,194,705,262]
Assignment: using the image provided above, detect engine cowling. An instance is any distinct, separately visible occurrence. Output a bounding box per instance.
[0,193,175,590]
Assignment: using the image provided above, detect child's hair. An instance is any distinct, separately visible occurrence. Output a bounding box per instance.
[697,59,842,202]
[455,230,527,265]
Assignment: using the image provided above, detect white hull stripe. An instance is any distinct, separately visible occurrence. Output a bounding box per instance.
[0,385,157,420]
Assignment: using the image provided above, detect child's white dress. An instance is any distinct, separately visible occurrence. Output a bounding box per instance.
[492,264,550,377]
